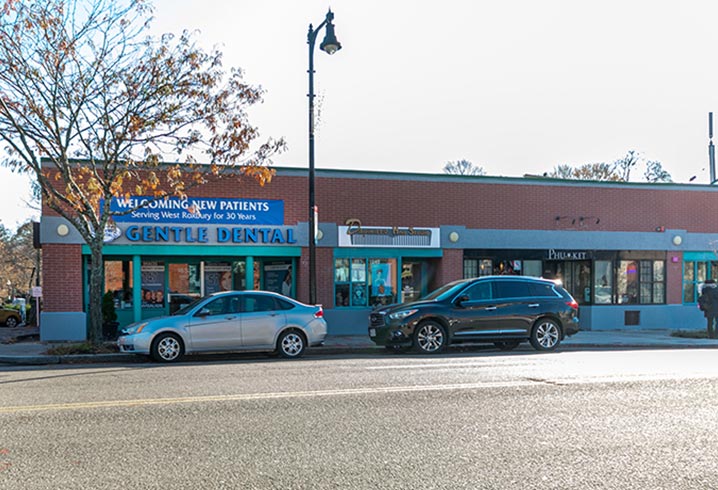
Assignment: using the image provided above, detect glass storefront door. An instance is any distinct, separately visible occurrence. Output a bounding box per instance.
[400,258,437,303]
[401,261,425,303]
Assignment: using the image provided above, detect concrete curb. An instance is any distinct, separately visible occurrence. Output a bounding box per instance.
[3,339,718,366]
[0,355,60,365]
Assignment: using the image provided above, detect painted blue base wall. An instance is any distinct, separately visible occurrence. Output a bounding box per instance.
[580,305,705,331]
[40,312,87,341]
[323,309,372,335]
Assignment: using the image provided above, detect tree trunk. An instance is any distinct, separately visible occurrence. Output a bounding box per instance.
[87,239,105,344]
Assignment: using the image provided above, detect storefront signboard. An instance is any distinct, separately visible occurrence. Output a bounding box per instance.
[338,219,440,248]
[103,223,299,245]
[546,249,593,261]
[106,196,284,225]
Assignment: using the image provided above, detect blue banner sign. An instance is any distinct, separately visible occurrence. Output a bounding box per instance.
[108,196,284,225]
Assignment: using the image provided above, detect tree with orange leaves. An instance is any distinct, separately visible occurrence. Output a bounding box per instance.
[0,0,285,342]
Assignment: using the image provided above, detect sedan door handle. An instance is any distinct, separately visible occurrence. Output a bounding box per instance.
[225,316,237,320]
[484,306,497,311]
[528,304,540,308]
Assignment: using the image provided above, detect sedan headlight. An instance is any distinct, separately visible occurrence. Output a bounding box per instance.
[122,322,148,335]
[388,309,418,321]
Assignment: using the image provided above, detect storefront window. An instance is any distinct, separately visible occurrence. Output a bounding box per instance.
[463,259,492,278]
[168,263,200,312]
[682,260,718,303]
[105,260,133,310]
[204,262,232,295]
[463,259,478,278]
[369,259,397,306]
[493,260,522,275]
[684,261,695,303]
[594,260,613,304]
[262,261,293,297]
[141,261,166,309]
[334,257,398,307]
[618,260,665,304]
[350,259,367,306]
[232,261,247,290]
[523,260,542,277]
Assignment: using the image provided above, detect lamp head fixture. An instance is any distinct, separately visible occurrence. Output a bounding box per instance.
[320,10,342,55]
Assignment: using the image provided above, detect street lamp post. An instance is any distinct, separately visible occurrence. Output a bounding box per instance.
[307,9,341,304]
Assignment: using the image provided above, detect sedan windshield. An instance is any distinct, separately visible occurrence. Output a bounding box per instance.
[420,279,471,302]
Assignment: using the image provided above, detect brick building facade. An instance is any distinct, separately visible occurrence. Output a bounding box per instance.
[39,166,718,340]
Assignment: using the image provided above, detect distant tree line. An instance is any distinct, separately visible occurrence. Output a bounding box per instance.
[441,151,672,183]
[544,150,672,183]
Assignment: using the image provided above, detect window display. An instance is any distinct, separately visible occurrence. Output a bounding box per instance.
[105,260,133,309]
[334,257,397,307]
[141,261,166,308]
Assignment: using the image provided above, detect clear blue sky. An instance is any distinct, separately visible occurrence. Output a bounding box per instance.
[2,0,718,229]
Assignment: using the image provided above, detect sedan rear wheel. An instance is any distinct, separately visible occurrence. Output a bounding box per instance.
[413,321,447,354]
[5,316,19,328]
[530,319,561,351]
[151,333,184,363]
[277,330,306,358]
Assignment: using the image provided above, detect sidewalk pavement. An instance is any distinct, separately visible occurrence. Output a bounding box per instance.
[2,325,718,366]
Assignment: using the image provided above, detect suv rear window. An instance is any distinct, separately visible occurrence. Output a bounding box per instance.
[494,280,531,299]
[529,283,559,297]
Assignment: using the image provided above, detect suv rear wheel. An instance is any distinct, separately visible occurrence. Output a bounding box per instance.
[530,318,561,351]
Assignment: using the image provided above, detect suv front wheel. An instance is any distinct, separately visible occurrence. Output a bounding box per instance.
[530,318,561,351]
[413,321,447,354]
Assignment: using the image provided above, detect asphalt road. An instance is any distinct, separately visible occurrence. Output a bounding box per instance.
[2,349,718,489]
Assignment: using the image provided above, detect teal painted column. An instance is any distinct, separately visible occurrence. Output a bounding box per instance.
[133,255,142,322]
[245,256,254,291]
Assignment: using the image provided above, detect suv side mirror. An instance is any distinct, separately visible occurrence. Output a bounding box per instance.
[455,295,470,307]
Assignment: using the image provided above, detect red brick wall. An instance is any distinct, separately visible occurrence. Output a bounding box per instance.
[434,249,463,287]
[42,169,718,232]
[42,244,83,312]
[309,176,718,233]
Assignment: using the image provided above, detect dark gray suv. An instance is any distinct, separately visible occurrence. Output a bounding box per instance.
[369,276,580,354]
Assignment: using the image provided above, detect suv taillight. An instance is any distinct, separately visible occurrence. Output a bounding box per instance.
[566,300,579,311]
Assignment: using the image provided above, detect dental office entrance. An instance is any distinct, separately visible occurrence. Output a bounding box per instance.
[95,247,300,328]
[88,195,301,329]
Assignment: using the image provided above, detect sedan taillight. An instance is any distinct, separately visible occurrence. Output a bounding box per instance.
[314,307,324,319]
[566,300,579,311]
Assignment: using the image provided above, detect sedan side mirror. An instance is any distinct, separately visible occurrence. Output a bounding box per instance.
[196,308,211,317]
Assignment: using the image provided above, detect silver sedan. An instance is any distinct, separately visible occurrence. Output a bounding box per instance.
[117,291,327,362]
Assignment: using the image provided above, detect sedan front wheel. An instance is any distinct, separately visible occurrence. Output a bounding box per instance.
[151,333,184,362]
[530,319,561,351]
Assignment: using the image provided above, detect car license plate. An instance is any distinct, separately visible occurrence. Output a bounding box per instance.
[369,328,376,337]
